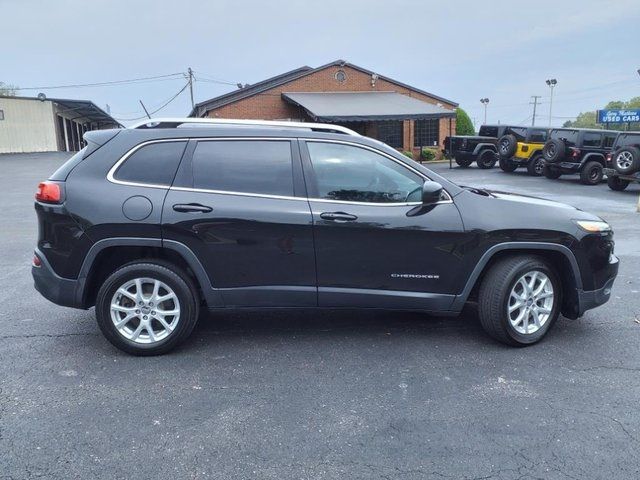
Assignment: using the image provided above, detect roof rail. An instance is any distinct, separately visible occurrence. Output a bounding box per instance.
[128,117,361,136]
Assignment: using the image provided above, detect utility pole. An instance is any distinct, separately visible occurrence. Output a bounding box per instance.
[187,67,195,110]
[139,100,151,119]
[530,96,541,126]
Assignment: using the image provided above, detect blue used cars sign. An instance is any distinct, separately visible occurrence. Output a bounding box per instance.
[597,109,640,123]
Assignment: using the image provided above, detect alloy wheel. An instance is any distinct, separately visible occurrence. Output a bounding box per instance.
[110,277,181,344]
[616,151,633,170]
[507,270,554,335]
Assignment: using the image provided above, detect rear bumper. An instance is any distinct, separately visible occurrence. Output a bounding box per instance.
[547,161,581,171]
[32,249,85,309]
[576,254,618,317]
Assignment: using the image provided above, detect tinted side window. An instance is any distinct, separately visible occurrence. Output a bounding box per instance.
[507,127,527,140]
[550,130,579,145]
[115,141,187,185]
[479,126,498,137]
[528,129,547,143]
[191,140,293,196]
[307,142,424,204]
[603,135,617,148]
[582,133,602,147]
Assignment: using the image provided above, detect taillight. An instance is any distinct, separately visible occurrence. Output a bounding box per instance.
[32,254,42,267]
[606,153,612,163]
[35,181,63,204]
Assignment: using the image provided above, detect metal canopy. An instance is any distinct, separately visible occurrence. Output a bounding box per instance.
[51,98,121,127]
[282,91,456,122]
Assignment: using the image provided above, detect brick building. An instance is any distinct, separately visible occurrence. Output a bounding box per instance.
[190,60,457,157]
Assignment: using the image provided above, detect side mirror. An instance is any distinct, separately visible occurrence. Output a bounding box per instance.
[422,181,443,205]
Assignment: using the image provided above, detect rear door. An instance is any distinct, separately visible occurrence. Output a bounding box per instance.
[162,137,316,307]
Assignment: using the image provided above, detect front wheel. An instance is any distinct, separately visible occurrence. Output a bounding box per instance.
[499,157,518,173]
[526,155,545,176]
[476,150,497,169]
[607,175,630,191]
[579,161,603,185]
[478,256,561,346]
[95,260,200,355]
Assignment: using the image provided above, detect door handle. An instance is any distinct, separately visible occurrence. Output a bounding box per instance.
[172,203,213,213]
[319,211,358,222]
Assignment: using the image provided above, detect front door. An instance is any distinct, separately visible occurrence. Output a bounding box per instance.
[162,138,316,307]
[301,140,465,310]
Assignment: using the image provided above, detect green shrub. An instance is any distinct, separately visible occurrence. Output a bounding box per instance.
[402,151,414,159]
[456,107,475,135]
[421,148,436,162]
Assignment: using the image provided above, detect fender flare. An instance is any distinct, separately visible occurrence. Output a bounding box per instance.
[76,237,224,307]
[450,242,583,311]
[472,143,498,156]
[580,152,606,167]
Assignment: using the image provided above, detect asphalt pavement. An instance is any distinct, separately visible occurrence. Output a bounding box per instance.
[1,153,639,479]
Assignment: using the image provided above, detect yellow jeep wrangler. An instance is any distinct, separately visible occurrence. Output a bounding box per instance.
[497,127,549,176]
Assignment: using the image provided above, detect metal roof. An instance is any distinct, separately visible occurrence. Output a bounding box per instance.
[189,59,458,117]
[282,91,456,122]
[0,95,121,127]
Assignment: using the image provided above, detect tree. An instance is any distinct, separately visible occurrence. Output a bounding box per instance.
[564,96,640,131]
[0,82,18,96]
[455,107,475,135]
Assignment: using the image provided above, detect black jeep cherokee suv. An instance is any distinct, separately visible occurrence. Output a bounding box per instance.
[33,118,619,355]
[604,132,640,191]
[443,124,508,169]
[541,128,618,185]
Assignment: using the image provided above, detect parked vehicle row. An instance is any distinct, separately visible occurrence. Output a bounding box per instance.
[444,127,640,190]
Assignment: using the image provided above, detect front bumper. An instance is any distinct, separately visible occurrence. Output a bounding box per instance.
[575,254,618,317]
[32,249,84,309]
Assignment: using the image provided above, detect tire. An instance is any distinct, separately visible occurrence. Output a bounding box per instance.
[526,155,545,176]
[476,150,498,169]
[543,139,566,163]
[95,260,200,356]
[499,157,518,173]
[607,175,630,191]
[455,154,474,168]
[579,161,603,185]
[543,164,562,179]
[478,255,561,346]
[497,134,517,159]
[612,147,640,175]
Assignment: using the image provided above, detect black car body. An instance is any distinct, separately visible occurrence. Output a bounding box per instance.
[442,124,509,169]
[542,128,619,185]
[604,132,640,191]
[33,119,619,354]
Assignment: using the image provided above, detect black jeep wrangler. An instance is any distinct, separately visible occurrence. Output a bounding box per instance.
[541,128,618,185]
[496,127,548,176]
[443,124,508,169]
[604,132,640,191]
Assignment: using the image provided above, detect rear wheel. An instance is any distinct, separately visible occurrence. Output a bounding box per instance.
[499,157,518,173]
[526,155,545,176]
[543,139,566,163]
[476,150,497,169]
[579,161,603,185]
[455,154,474,168]
[478,255,561,346]
[543,164,562,179]
[95,260,200,356]
[607,175,630,191]
[497,134,517,159]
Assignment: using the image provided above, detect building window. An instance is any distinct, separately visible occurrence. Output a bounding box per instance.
[335,70,347,83]
[0,109,4,120]
[377,121,403,148]
[414,119,440,147]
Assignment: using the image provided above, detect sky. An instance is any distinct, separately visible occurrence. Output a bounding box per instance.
[2,0,640,128]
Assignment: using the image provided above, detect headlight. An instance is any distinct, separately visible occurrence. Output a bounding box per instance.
[575,220,611,233]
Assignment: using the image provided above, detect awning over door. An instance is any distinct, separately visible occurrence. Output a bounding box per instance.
[282,91,456,122]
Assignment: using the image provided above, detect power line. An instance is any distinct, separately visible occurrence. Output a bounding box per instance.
[530,96,541,126]
[113,81,191,121]
[16,73,185,91]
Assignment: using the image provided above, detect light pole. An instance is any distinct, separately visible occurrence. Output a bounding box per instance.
[480,98,489,124]
[545,79,557,126]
